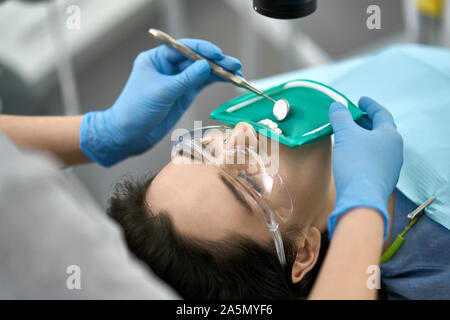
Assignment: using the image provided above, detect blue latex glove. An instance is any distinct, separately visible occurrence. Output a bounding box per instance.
[80,39,243,166]
[327,97,404,241]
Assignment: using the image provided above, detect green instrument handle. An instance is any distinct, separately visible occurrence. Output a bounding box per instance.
[380,234,405,264]
[380,216,419,264]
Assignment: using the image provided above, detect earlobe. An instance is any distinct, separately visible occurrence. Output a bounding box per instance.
[291,227,321,284]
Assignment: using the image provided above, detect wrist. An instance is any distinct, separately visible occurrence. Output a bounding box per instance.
[333,207,385,247]
[328,195,390,242]
[80,111,123,167]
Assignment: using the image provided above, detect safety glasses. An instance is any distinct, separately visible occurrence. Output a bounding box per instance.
[170,125,293,267]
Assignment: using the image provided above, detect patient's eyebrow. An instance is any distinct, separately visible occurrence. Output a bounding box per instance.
[219,173,253,214]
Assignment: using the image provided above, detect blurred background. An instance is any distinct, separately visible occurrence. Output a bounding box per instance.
[0,0,449,209]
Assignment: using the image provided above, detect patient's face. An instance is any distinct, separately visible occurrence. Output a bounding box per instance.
[147,122,333,243]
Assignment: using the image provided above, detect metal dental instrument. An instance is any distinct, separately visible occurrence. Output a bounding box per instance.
[407,195,436,220]
[380,195,436,264]
[149,28,290,121]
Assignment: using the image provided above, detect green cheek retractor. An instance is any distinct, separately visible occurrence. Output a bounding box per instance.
[210,79,365,148]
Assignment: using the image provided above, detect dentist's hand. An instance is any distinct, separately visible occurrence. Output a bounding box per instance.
[327,97,404,241]
[80,39,243,166]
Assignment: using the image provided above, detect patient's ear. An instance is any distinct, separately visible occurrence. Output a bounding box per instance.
[291,227,321,284]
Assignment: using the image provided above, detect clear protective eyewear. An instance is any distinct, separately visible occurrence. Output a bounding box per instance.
[171,125,293,267]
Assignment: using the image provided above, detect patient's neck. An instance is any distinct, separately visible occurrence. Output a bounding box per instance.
[280,137,335,234]
[287,174,335,235]
[311,175,336,233]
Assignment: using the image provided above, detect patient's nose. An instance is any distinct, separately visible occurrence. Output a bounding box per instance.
[228,122,258,150]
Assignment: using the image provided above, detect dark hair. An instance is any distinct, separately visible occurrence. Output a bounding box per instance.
[107,174,329,299]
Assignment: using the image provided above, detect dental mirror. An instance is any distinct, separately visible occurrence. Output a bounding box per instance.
[272,98,290,121]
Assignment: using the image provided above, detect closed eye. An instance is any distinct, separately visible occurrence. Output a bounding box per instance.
[219,172,254,214]
[237,172,263,194]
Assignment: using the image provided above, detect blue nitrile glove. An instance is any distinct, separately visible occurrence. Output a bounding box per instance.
[80,39,243,166]
[327,97,404,241]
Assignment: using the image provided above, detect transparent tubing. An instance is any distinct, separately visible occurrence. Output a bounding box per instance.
[261,200,287,267]
[271,227,287,267]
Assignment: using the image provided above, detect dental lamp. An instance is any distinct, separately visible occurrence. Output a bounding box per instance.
[253,0,317,19]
